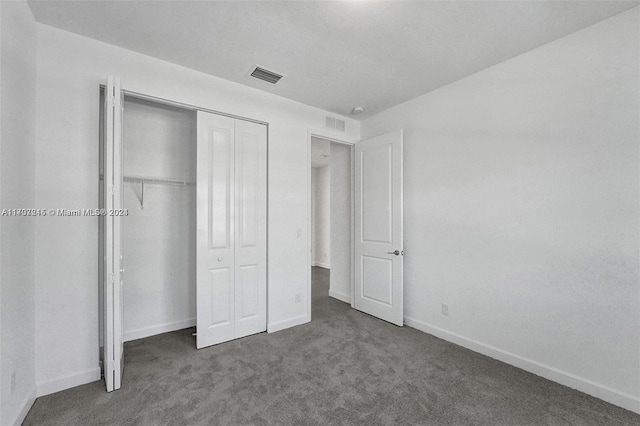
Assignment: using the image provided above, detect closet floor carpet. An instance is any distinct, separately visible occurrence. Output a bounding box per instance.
[24,267,639,425]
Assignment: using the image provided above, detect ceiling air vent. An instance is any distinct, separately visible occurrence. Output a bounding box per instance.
[325,116,346,132]
[248,65,285,85]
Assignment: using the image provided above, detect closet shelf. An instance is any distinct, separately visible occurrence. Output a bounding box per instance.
[123,175,194,210]
[123,175,194,187]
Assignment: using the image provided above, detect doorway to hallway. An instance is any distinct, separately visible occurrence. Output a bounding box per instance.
[309,136,353,318]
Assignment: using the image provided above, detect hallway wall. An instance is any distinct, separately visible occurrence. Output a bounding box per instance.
[329,143,352,303]
[312,165,330,268]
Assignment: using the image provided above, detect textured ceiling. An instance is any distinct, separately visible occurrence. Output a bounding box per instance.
[28,1,638,120]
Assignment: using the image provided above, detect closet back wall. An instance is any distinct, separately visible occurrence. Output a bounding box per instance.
[122,98,196,341]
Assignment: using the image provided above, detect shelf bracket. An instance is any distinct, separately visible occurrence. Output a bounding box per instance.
[140,181,145,210]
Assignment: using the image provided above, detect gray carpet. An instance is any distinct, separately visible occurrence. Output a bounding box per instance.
[24,267,640,425]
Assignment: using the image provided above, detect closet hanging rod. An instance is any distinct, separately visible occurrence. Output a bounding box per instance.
[123,176,194,210]
[123,175,194,186]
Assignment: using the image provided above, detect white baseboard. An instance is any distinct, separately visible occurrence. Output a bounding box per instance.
[311,262,330,269]
[10,386,36,426]
[124,318,196,342]
[403,316,640,415]
[329,289,351,304]
[36,367,101,397]
[268,314,309,333]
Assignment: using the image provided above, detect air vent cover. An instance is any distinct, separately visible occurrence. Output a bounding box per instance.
[325,116,346,132]
[248,65,285,84]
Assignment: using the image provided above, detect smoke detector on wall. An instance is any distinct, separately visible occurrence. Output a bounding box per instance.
[247,64,286,84]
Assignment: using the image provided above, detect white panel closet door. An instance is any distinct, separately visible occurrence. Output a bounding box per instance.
[354,130,403,326]
[196,111,266,349]
[234,119,267,339]
[103,76,124,391]
[196,112,236,348]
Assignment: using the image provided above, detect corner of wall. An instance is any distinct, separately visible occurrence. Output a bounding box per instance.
[267,314,309,334]
[10,387,36,426]
[36,367,101,398]
[0,1,38,424]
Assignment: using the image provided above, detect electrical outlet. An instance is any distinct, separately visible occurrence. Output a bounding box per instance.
[10,370,16,393]
[441,304,449,316]
[295,293,302,303]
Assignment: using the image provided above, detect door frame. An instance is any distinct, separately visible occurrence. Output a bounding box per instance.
[99,84,270,383]
[306,128,358,320]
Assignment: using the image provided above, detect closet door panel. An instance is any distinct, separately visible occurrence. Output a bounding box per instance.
[103,76,124,391]
[209,127,232,249]
[208,267,233,326]
[238,264,259,319]
[238,132,258,248]
[234,120,267,338]
[196,112,235,348]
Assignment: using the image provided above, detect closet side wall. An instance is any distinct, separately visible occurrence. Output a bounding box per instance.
[122,98,196,341]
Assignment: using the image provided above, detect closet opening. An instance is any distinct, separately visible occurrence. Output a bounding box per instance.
[99,90,197,380]
[121,96,197,342]
[309,136,353,320]
[99,79,268,392]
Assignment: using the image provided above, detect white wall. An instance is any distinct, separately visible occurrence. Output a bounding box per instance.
[33,23,359,396]
[121,98,196,342]
[361,8,640,413]
[0,1,37,424]
[312,165,330,268]
[329,143,352,303]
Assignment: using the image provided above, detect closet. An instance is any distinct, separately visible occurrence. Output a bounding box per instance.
[101,77,267,391]
[122,97,197,344]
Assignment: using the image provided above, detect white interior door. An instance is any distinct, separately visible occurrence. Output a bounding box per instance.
[354,130,403,326]
[196,111,266,349]
[103,76,124,391]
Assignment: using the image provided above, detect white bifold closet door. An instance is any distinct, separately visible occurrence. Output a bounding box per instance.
[103,76,124,391]
[196,111,267,349]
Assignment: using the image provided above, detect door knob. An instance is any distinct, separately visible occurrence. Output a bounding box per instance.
[387,250,400,256]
